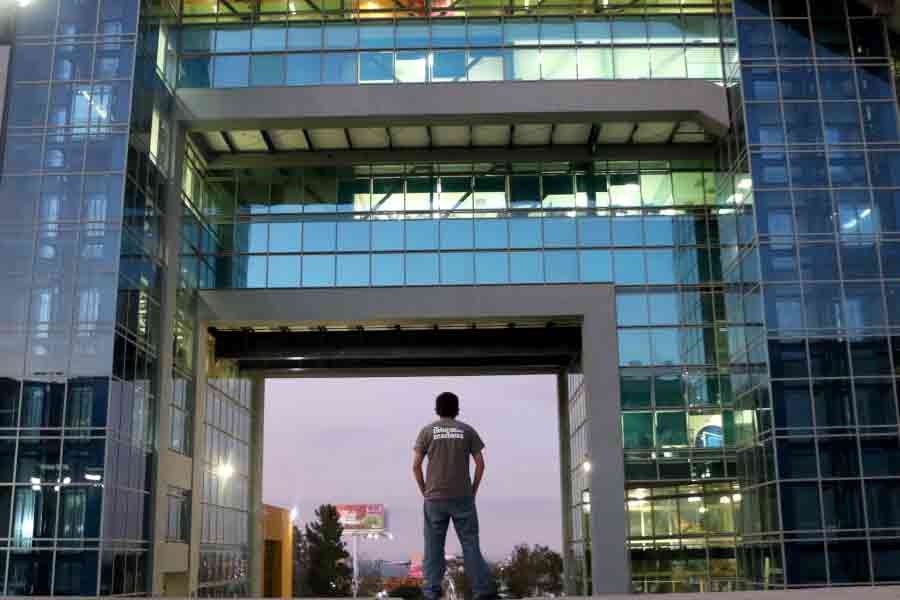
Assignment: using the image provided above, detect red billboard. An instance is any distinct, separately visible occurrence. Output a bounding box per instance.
[336,504,386,532]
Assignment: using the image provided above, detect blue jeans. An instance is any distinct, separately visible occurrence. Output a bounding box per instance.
[423,496,494,600]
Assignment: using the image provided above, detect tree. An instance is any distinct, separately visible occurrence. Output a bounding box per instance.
[293,525,314,597]
[499,545,564,598]
[304,504,353,596]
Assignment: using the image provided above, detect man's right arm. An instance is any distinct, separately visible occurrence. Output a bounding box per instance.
[472,450,485,496]
[413,449,426,496]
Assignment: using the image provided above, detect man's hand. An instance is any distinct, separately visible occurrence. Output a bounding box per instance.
[413,449,426,497]
[472,450,485,496]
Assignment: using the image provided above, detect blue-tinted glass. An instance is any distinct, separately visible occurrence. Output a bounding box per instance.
[856,378,897,427]
[819,66,857,99]
[236,223,268,252]
[766,284,803,330]
[862,436,900,476]
[785,543,827,585]
[510,219,541,248]
[867,479,900,528]
[372,254,403,286]
[781,481,821,527]
[820,438,860,477]
[475,252,508,284]
[250,55,285,86]
[269,223,301,253]
[576,19,610,44]
[647,249,676,284]
[268,255,300,287]
[743,67,778,101]
[883,241,900,278]
[325,23,358,48]
[578,216,610,246]
[510,176,540,208]
[755,192,793,236]
[510,251,542,283]
[774,19,811,58]
[337,221,370,252]
[253,25,286,51]
[805,283,843,329]
[288,24,323,50]
[614,250,645,284]
[737,21,774,57]
[612,17,646,43]
[432,51,466,82]
[579,250,610,282]
[286,54,322,85]
[53,44,94,81]
[798,244,837,281]
[397,22,429,48]
[619,330,650,366]
[179,57,212,88]
[432,22,466,47]
[648,16,684,43]
[850,18,887,58]
[541,20,575,45]
[505,21,539,45]
[303,222,336,251]
[302,255,335,287]
[15,0,59,36]
[543,218,576,248]
[829,541,871,584]
[8,84,49,127]
[213,55,249,88]
[872,540,900,582]
[870,151,900,187]
[789,152,828,187]
[810,339,850,378]
[772,381,813,428]
[858,66,894,99]
[53,551,99,595]
[753,152,789,188]
[612,217,642,246]
[440,220,474,250]
[648,291,678,325]
[829,151,869,187]
[469,21,502,46]
[441,252,474,285]
[851,336,891,377]
[323,53,357,84]
[651,329,679,365]
[360,52,393,83]
[240,255,267,288]
[336,254,370,287]
[13,45,52,82]
[845,283,885,329]
[794,191,834,234]
[372,221,403,250]
[59,0,98,35]
[216,27,252,52]
[359,24,394,49]
[182,28,215,52]
[862,102,900,143]
[735,0,769,17]
[406,220,438,250]
[545,250,577,283]
[784,102,822,144]
[616,291,648,326]
[780,66,817,100]
[823,102,862,144]
[407,253,439,285]
[746,104,784,145]
[94,44,134,80]
[474,220,507,249]
[841,240,879,279]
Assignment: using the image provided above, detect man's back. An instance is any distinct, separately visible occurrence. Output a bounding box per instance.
[415,418,485,499]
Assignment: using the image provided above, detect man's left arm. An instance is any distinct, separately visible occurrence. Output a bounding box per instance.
[413,449,426,496]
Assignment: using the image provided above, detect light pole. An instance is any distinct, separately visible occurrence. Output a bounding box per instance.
[348,531,395,598]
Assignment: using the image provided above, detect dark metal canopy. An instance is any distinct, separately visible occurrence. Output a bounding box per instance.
[210,325,581,372]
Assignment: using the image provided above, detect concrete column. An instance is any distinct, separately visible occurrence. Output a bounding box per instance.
[581,308,629,595]
[150,110,190,596]
[188,326,210,595]
[556,371,578,596]
[249,376,266,597]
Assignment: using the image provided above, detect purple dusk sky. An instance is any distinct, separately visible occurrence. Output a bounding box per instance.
[263,375,562,562]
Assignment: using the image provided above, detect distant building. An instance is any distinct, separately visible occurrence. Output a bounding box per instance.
[263,505,294,599]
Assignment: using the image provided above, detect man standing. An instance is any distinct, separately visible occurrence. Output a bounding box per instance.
[413,392,495,600]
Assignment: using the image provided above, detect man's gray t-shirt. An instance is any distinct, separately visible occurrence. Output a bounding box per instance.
[415,418,485,500]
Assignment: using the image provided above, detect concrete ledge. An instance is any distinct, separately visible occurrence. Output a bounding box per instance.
[177,79,729,137]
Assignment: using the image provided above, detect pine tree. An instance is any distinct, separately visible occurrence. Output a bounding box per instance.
[293,525,314,597]
[304,504,352,596]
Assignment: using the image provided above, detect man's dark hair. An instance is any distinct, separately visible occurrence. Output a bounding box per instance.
[435,392,460,418]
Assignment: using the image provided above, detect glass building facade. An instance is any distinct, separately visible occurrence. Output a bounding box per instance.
[0,0,898,595]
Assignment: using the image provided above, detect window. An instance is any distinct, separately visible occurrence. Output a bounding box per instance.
[167,487,191,543]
